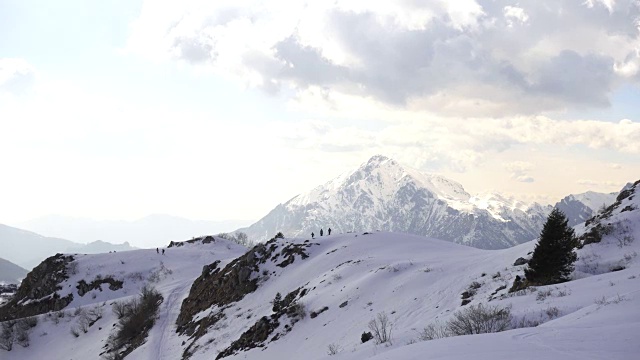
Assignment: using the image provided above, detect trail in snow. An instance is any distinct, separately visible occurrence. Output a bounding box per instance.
[150,282,191,360]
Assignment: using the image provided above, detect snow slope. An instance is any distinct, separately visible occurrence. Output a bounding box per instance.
[1,237,247,359]
[2,180,638,359]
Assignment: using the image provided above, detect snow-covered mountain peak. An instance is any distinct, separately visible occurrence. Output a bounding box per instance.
[290,155,471,208]
[242,155,555,249]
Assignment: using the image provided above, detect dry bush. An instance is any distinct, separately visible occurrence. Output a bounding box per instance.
[327,343,341,355]
[368,312,393,345]
[447,303,511,335]
[419,322,451,341]
[105,286,163,356]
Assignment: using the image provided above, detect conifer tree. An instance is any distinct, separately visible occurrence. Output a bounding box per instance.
[524,208,578,285]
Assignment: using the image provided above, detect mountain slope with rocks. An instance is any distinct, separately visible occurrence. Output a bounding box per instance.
[554,191,617,227]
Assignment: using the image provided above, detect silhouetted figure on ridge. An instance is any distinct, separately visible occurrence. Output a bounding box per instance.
[162,249,165,255]
[320,229,324,236]
[328,228,332,235]
[156,248,159,254]
[311,232,315,238]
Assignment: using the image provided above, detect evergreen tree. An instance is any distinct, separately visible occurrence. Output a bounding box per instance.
[525,209,578,285]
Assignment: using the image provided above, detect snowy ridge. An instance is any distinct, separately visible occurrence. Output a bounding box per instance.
[1,203,639,360]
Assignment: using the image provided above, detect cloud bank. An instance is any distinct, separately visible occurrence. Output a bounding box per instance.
[127,0,640,116]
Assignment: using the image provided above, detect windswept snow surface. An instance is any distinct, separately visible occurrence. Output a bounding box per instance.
[2,185,639,360]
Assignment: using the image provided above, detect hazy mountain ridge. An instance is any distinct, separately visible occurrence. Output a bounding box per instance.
[554,191,617,227]
[240,155,614,249]
[0,223,135,270]
[0,258,27,284]
[18,214,250,249]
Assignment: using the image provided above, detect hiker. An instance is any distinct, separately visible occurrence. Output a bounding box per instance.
[311,232,315,238]
[320,228,324,236]
[156,248,159,254]
[328,228,332,235]
[162,249,165,255]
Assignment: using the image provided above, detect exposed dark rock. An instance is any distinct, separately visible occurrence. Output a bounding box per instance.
[361,331,373,343]
[215,287,307,359]
[0,254,74,321]
[169,235,217,248]
[76,276,123,297]
[176,244,267,337]
[310,306,329,319]
[215,316,280,359]
[339,301,348,308]
[513,257,528,266]
[177,236,317,359]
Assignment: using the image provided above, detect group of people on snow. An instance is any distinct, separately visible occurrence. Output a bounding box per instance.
[311,227,331,238]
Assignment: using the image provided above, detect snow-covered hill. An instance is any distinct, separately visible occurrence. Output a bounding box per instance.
[240,155,555,249]
[1,178,638,359]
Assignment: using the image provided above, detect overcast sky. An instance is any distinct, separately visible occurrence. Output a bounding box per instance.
[1,0,639,225]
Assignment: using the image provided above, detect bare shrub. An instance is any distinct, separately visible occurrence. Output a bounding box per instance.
[0,320,15,351]
[14,325,29,348]
[545,307,560,319]
[289,301,307,319]
[368,312,393,345]
[447,303,512,336]
[216,232,255,247]
[105,286,163,357]
[536,289,553,301]
[112,301,129,319]
[418,322,450,341]
[327,343,341,355]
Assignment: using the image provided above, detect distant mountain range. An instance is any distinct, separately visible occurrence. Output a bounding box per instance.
[555,191,617,227]
[0,257,27,284]
[17,214,251,249]
[0,223,136,270]
[239,155,617,249]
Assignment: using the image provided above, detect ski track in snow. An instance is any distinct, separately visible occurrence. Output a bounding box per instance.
[149,281,190,360]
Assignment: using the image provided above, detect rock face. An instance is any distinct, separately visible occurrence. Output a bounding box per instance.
[579,180,640,246]
[239,155,553,249]
[76,276,123,297]
[0,254,74,321]
[177,237,316,359]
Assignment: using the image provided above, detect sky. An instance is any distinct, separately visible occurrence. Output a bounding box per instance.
[1,0,639,225]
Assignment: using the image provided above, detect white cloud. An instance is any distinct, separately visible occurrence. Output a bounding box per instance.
[126,0,640,116]
[503,6,529,27]
[505,161,535,182]
[0,58,36,95]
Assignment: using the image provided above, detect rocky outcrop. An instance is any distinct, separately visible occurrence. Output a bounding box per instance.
[177,237,316,359]
[580,180,639,245]
[168,235,217,248]
[76,276,123,297]
[0,254,74,321]
[216,287,308,359]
